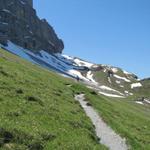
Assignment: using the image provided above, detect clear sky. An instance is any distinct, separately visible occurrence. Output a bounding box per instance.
[34,0,150,78]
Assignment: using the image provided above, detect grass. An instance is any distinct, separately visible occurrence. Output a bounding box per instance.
[71,84,150,150]
[0,48,107,150]
[0,47,150,150]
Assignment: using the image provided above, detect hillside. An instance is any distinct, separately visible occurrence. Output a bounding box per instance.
[1,41,149,101]
[0,47,150,150]
[0,1,149,149]
[0,48,107,149]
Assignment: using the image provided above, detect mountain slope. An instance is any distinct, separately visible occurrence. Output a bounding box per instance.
[0,46,150,149]
[1,41,148,100]
[0,48,107,149]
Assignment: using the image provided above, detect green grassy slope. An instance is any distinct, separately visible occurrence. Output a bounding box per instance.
[0,48,107,150]
[93,69,136,94]
[71,84,150,150]
[0,47,150,150]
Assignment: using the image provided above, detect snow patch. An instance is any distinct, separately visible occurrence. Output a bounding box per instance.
[131,83,142,89]
[74,58,94,68]
[135,101,144,105]
[114,74,131,82]
[111,68,118,73]
[86,71,98,84]
[68,69,89,81]
[124,91,129,94]
[99,91,125,98]
[116,80,121,84]
[123,70,131,75]
[99,85,124,96]
[144,99,150,104]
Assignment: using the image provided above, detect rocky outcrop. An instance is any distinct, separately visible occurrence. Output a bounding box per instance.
[0,0,64,53]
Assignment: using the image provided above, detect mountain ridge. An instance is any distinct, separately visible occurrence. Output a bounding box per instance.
[1,41,149,101]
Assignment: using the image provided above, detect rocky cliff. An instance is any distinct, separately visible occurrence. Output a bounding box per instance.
[0,0,64,53]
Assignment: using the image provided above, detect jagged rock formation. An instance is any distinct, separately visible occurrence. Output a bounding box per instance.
[0,0,64,53]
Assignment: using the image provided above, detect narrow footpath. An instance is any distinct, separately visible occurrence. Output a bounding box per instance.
[75,94,128,150]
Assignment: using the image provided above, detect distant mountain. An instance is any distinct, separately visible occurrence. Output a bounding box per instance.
[1,41,149,101]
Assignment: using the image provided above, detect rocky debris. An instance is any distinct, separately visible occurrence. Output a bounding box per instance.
[0,0,64,53]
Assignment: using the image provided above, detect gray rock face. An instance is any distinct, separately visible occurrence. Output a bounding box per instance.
[0,0,64,53]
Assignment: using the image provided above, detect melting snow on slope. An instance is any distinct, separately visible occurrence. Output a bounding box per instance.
[123,70,131,75]
[2,41,35,63]
[111,67,118,73]
[99,85,124,96]
[86,71,98,84]
[131,83,142,89]
[62,54,73,60]
[68,69,89,81]
[116,80,121,84]
[114,74,131,82]
[144,99,150,104]
[73,58,94,68]
[135,101,144,105]
[99,91,125,98]
[1,41,93,82]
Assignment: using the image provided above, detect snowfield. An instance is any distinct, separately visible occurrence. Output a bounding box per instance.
[1,41,94,81]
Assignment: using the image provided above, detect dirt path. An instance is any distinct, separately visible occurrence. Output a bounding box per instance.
[75,94,128,150]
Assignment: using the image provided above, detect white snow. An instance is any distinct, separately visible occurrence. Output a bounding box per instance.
[4,41,35,63]
[111,68,118,73]
[68,69,89,81]
[99,85,124,96]
[62,54,73,60]
[100,86,116,92]
[99,91,125,98]
[103,69,107,73]
[124,91,129,94]
[131,83,142,89]
[114,74,131,82]
[144,99,150,104]
[116,80,121,84]
[123,70,131,75]
[2,41,92,81]
[73,58,94,68]
[120,85,124,88]
[135,101,144,105]
[86,71,97,84]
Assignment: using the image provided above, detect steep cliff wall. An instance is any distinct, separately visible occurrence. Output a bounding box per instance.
[0,0,64,53]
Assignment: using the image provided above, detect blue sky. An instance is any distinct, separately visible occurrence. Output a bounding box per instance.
[34,0,150,78]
